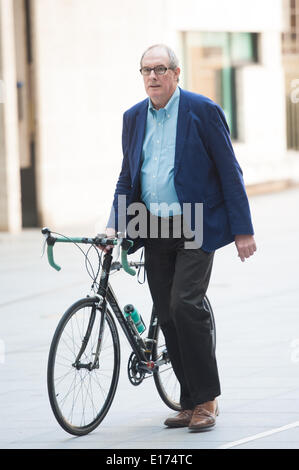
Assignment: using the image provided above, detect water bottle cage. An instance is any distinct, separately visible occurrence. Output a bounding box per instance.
[124,305,146,335]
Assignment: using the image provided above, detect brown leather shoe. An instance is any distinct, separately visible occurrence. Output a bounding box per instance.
[164,409,193,428]
[188,399,219,432]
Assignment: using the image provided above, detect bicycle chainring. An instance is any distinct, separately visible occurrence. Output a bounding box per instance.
[127,352,145,386]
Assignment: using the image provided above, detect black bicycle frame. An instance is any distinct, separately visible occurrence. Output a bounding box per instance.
[96,251,159,364]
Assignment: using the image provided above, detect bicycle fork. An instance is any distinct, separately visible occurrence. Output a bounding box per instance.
[72,251,113,371]
[72,300,108,372]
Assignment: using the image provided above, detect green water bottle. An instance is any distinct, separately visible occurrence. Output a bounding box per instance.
[123,304,146,334]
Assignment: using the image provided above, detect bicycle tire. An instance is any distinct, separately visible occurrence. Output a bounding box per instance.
[152,295,216,411]
[47,297,120,436]
[204,294,216,352]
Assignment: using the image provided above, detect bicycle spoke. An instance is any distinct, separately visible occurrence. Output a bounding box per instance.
[153,325,181,410]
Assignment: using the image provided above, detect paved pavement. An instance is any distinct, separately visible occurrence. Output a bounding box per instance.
[1,187,299,450]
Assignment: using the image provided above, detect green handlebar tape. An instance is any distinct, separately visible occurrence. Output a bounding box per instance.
[121,242,136,276]
[47,245,61,271]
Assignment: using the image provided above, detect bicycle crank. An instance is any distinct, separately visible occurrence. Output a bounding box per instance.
[127,352,146,386]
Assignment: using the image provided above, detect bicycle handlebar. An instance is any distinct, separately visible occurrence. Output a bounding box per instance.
[41,227,136,276]
[119,239,136,276]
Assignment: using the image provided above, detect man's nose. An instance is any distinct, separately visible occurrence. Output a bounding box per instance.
[149,69,157,78]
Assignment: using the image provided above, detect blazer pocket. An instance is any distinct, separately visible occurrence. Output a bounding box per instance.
[204,192,225,208]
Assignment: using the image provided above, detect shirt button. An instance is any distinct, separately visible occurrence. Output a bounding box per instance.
[153,175,156,178]
[168,114,170,118]
[157,140,160,143]
[154,157,157,161]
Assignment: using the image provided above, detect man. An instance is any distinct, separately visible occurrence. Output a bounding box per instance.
[104,44,256,431]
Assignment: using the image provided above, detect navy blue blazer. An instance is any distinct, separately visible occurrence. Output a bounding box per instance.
[108,87,254,254]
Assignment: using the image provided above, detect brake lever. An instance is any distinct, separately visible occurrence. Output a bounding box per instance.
[112,231,125,261]
[41,227,50,258]
[41,238,47,258]
[113,242,121,261]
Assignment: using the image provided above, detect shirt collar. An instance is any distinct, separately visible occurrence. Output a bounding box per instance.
[148,86,180,115]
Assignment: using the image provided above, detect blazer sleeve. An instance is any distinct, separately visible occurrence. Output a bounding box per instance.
[206,103,254,235]
[106,113,132,230]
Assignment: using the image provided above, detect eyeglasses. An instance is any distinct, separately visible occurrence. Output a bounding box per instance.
[139,65,172,76]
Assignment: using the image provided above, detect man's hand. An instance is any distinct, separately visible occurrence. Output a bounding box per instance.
[97,227,116,254]
[234,234,257,262]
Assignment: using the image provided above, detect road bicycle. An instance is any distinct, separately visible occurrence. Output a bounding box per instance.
[41,227,216,436]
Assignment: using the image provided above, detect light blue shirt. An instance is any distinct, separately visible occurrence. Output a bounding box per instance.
[140,86,181,217]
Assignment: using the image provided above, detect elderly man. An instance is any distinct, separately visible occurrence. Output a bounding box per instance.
[104,44,256,431]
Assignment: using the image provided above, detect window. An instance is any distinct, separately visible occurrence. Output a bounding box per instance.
[282,0,299,150]
[282,0,299,54]
[182,31,259,141]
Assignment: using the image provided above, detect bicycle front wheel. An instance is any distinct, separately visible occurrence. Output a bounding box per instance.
[152,295,216,411]
[47,297,120,436]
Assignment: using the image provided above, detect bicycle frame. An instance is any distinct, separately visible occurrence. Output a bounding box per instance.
[99,251,159,370]
[72,249,159,375]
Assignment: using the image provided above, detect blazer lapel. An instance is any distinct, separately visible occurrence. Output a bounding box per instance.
[131,99,148,183]
[174,88,191,177]
[130,90,190,181]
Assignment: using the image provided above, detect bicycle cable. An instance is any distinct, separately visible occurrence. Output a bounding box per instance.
[49,231,103,287]
[84,242,102,290]
[48,231,139,286]
[137,247,146,284]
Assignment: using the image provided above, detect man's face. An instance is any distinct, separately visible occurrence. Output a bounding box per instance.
[141,47,180,108]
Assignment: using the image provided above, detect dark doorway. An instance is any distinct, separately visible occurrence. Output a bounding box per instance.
[14,0,38,227]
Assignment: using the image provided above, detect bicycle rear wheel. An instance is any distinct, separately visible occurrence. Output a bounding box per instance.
[152,295,216,411]
[152,324,181,411]
[47,297,120,436]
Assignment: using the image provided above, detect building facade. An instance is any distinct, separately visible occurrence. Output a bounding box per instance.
[0,0,298,233]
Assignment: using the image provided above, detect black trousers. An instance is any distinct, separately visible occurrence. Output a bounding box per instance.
[143,210,221,409]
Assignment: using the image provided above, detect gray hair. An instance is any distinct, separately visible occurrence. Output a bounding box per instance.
[140,44,179,70]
